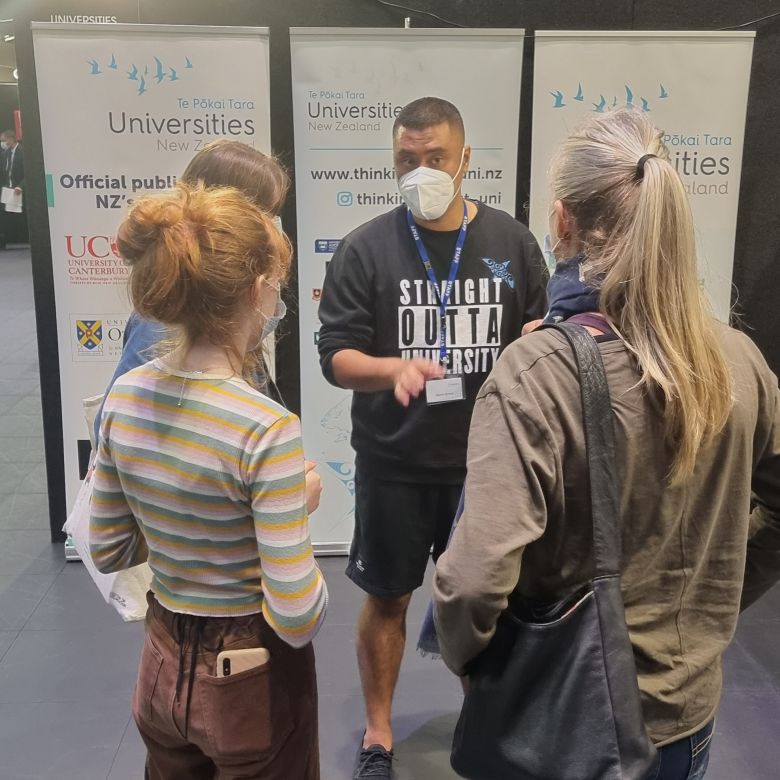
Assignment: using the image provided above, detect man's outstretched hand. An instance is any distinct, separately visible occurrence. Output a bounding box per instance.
[393,359,445,407]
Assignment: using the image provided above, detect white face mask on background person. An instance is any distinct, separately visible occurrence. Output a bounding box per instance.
[260,282,287,336]
[397,148,466,222]
[543,233,561,276]
[0,142,8,151]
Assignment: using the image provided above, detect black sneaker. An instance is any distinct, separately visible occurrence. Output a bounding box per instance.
[354,741,394,779]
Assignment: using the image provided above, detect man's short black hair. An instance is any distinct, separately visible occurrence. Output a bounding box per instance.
[393,97,464,139]
[1,130,16,139]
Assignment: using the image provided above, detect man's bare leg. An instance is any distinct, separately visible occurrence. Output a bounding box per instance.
[356,592,413,750]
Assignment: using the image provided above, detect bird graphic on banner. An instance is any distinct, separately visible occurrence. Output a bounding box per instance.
[90,52,195,95]
[154,57,166,84]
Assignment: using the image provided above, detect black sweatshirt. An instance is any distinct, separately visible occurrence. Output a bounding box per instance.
[318,202,548,484]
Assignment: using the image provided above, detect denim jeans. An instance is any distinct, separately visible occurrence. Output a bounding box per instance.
[652,720,714,780]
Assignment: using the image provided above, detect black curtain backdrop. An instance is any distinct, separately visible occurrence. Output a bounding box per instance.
[0,84,19,134]
[8,0,779,539]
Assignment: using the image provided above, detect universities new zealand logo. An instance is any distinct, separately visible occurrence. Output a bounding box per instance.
[549,82,670,113]
[86,52,194,97]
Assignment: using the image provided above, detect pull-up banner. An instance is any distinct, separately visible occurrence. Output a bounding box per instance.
[32,23,271,513]
[530,31,754,323]
[291,28,525,552]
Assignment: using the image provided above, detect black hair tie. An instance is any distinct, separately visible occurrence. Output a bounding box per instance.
[635,153,657,180]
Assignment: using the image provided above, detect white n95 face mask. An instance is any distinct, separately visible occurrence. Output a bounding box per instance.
[398,148,465,222]
[543,233,560,276]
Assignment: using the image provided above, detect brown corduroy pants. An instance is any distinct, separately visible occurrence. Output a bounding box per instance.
[133,593,319,780]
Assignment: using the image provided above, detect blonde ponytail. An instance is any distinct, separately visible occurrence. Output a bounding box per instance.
[551,109,732,483]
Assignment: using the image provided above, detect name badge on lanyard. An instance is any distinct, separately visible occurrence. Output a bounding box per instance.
[425,374,466,405]
[406,202,468,405]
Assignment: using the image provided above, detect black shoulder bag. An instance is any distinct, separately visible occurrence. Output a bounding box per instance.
[450,323,658,780]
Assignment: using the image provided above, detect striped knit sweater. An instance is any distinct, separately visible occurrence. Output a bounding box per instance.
[90,359,327,648]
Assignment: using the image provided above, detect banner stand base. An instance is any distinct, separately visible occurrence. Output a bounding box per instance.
[66,538,347,561]
[313,542,349,557]
[64,535,81,561]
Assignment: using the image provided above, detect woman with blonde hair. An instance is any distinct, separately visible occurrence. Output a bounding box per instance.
[90,184,327,779]
[434,108,780,779]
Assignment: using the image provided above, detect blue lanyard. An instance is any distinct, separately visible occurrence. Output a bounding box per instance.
[406,201,469,365]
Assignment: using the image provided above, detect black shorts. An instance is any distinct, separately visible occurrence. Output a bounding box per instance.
[346,469,462,599]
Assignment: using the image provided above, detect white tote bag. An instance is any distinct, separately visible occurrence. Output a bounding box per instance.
[63,394,152,622]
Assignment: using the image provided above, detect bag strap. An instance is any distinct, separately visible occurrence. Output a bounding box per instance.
[552,322,621,577]
[566,313,616,338]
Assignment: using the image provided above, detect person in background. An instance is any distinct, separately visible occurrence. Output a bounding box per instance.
[92,141,325,512]
[90,184,327,779]
[96,140,291,443]
[433,108,780,779]
[0,129,24,249]
[317,96,547,779]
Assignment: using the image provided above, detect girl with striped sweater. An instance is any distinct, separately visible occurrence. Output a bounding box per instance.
[90,183,327,779]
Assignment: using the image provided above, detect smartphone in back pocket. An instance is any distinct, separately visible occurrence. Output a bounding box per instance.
[216,647,270,677]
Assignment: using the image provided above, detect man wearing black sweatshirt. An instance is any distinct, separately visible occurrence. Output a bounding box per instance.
[317,97,547,779]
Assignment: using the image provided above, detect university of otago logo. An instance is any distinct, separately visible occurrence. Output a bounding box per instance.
[70,315,126,362]
[76,319,103,353]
